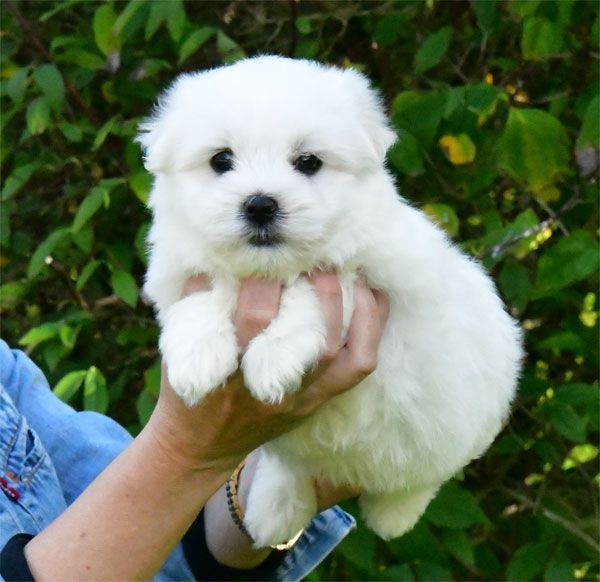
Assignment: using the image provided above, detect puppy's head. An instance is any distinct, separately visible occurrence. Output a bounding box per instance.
[138,56,396,276]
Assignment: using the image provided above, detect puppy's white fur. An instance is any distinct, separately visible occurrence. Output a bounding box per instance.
[139,56,523,546]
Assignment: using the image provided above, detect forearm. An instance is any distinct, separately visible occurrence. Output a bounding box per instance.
[204,450,272,569]
[24,419,231,581]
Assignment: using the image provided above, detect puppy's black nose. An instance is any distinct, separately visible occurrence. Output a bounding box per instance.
[243,194,279,226]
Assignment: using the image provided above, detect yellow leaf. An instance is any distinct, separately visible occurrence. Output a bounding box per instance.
[438,134,476,165]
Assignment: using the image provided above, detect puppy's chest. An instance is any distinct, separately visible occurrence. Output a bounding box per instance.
[275,381,412,486]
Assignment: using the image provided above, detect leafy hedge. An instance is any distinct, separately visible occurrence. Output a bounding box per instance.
[1,1,598,580]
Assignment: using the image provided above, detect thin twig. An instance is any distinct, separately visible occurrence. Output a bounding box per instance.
[49,260,90,311]
[485,191,582,259]
[501,487,600,554]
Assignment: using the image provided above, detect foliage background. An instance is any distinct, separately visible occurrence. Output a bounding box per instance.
[1,1,598,580]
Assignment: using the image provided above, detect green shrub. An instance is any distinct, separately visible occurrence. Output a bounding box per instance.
[1,1,598,579]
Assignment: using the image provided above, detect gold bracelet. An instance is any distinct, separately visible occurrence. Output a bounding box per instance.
[225,460,305,551]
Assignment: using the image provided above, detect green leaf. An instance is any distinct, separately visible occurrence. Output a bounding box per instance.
[473,0,497,34]
[33,64,65,112]
[576,95,599,150]
[113,0,146,35]
[373,13,407,48]
[111,269,138,307]
[553,383,599,408]
[84,366,109,413]
[509,0,542,18]
[389,519,447,565]
[0,281,27,310]
[387,129,425,176]
[1,162,42,201]
[414,563,452,581]
[426,482,489,529]
[72,186,108,233]
[337,526,376,574]
[145,0,169,40]
[414,26,453,74]
[217,31,245,63]
[60,122,83,142]
[544,548,575,582]
[54,370,87,403]
[28,227,70,278]
[522,16,564,61]
[93,116,120,150]
[130,170,153,204]
[465,82,508,125]
[533,231,599,297]
[26,96,51,135]
[538,332,587,353]
[380,564,414,581]
[93,3,120,56]
[178,27,214,65]
[134,223,150,265]
[76,260,102,291]
[43,342,71,372]
[59,324,78,348]
[72,224,94,253]
[166,0,187,43]
[496,108,570,192]
[137,389,156,426]
[499,261,531,312]
[391,90,446,149]
[144,361,162,397]
[19,322,61,349]
[506,542,553,581]
[55,50,105,70]
[547,403,587,442]
[441,529,475,566]
[295,16,312,35]
[423,203,459,237]
[7,67,29,104]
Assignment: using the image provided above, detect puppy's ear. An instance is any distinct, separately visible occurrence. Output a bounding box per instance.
[136,113,170,174]
[340,69,397,166]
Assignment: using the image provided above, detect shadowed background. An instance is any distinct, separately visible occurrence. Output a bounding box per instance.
[1,1,598,580]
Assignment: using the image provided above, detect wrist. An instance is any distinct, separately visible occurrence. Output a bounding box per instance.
[143,408,238,481]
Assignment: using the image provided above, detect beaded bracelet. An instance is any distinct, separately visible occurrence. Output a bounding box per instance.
[225,460,251,539]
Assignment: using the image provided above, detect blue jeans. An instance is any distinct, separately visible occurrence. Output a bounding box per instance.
[0,340,354,580]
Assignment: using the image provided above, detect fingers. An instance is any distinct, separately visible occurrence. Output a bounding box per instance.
[303,279,389,405]
[234,278,283,350]
[181,274,212,297]
[309,270,343,362]
[338,278,388,381]
[314,478,361,510]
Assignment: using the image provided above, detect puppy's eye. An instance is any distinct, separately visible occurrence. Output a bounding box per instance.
[210,149,234,174]
[293,154,322,176]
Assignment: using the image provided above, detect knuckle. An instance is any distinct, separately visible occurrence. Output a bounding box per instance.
[313,274,342,298]
[352,355,378,377]
[321,345,340,363]
[240,307,277,330]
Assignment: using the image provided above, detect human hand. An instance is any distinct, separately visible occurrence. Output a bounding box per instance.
[146,272,389,478]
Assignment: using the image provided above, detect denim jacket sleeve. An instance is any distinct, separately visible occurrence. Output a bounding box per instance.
[0,339,355,581]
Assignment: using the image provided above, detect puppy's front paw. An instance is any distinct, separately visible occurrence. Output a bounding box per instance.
[244,454,316,548]
[160,295,238,406]
[241,278,326,403]
[241,340,305,404]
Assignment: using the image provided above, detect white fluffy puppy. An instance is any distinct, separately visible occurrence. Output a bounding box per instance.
[138,56,523,546]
